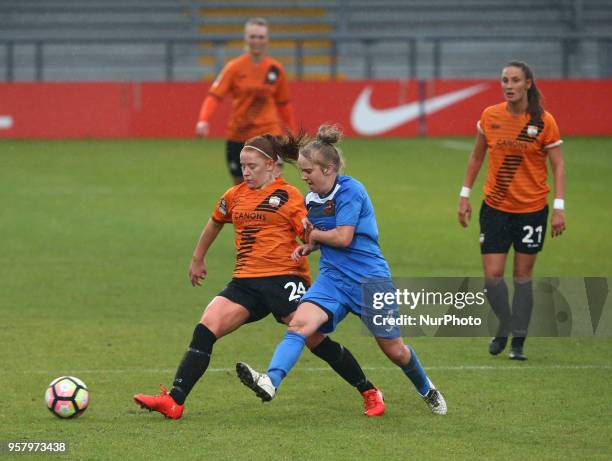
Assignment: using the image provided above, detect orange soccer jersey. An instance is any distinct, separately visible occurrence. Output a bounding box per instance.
[208,54,291,142]
[478,102,563,213]
[211,177,310,282]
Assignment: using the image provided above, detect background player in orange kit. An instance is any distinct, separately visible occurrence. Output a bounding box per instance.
[196,17,297,184]
[457,61,566,360]
[133,133,385,419]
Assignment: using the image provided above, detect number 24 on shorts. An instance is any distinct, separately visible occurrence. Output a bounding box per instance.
[284,281,306,301]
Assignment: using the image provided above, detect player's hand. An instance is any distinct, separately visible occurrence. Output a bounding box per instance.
[458,197,472,227]
[189,258,207,286]
[292,244,315,262]
[302,217,313,234]
[551,209,566,237]
[302,217,314,241]
[195,121,209,137]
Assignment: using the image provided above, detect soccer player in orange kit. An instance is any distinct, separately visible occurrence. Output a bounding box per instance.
[458,61,566,360]
[196,17,297,184]
[134,133,385,419]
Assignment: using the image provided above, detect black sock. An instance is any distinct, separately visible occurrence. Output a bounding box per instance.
[511,279,533,342]
[511,336,525,349]
[170,324,217,405]
[310,337,374,393]
[485,278,512,337]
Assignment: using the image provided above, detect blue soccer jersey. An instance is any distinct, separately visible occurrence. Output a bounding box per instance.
[305,175,390,283]
[264,182,436,401]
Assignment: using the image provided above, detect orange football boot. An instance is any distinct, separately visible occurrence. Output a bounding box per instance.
[133,385,184,420]
[362,387,385,416]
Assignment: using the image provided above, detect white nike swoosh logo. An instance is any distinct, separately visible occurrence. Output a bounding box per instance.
[350,83,488,135]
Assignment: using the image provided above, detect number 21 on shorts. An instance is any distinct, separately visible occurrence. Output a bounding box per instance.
[522,225,543,244]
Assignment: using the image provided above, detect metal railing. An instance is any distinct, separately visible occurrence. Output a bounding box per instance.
[1,32,611,81]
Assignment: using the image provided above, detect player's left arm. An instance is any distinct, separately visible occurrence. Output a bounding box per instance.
[274,66,297,132]
[547,145,566,237]
[542,113,565,238]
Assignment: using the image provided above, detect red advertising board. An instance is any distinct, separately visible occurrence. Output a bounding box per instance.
[1,80,611,138]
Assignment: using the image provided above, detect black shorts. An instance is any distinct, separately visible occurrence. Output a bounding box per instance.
[218,275,309,323]
[226,140,244,178]
[479,201,548,254]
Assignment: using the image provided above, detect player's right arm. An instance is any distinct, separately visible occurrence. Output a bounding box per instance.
[458,126,488,228]
[190,188,235,285]
[189,218,225,286]
[309,184,362,248]
[286,191,320,260]
[195,61,234,137]
[195,97,219,137]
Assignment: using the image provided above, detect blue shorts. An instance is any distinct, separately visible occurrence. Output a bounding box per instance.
[301,270,400,339]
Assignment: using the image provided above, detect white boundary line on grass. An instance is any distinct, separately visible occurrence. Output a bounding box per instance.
[441,140,474,151]
[12,364,612,375]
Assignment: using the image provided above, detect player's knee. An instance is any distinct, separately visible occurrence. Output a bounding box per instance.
[513,270,533,281]
[287,303,329,337]
[200,318,224,338]
[287,319,309,336]
[381,341,409,366]
[200,310,235,338]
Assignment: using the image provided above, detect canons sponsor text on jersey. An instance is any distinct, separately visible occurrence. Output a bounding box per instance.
[495,139,528,152]
[234,211,267,222]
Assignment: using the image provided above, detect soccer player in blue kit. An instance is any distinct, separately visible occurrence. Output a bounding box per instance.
[236,124,447,415]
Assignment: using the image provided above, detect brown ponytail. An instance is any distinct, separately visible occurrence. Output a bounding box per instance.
[243,131,308,163]
[266,131,308,163]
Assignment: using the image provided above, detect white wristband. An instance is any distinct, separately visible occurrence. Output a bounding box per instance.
[553,198,565,210]
[460,186,471,198]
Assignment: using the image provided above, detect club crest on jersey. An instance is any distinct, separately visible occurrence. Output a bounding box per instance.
[268,196,281,208]
[324,200,336,216]
[265,65,280,84]
[527,125,539,136]
[219,198,227,215]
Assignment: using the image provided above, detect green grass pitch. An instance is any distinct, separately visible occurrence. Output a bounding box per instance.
[1,137,611,460]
